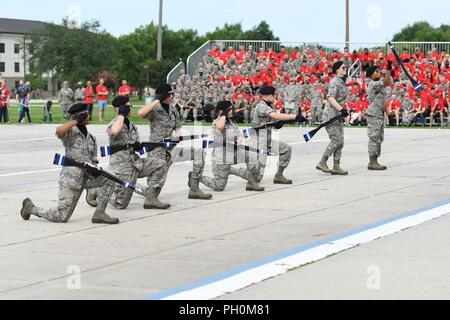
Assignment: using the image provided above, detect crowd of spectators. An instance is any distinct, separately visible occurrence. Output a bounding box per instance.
[172,43,450,127]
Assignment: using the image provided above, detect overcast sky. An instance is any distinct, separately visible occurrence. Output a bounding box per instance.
[2,0,449,43]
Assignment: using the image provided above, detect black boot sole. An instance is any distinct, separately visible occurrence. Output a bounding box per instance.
[92,219,119,224]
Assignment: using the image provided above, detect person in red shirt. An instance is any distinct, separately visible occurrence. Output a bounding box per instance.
[264,69,276,86]
[210,44,221,59]
[219,48,229,65]
[291,47,301,61]
[430,96,446,126]
[0,79,10,123]
[400,48,411,62]
[96,78,108,122]
[84,80,95,120]
[300,96,311,120]
[279,46,288,62]
[256,47,267,60]
[413,97,426,125]
[118,80,132,97]
[236,44,247,64]
[413,47,424,60]
[348,96,363,125]
[419,83,432,110]
[226,46,236,60]
[231,71,243,88]
[386,95,402,126]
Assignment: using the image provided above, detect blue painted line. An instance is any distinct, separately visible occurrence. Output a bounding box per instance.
[145,197,450,300]
[0,179,55,190]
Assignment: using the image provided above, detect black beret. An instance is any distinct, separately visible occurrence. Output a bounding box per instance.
[332,61,344,74]
[215,100,234,115]
[216,100,232,110]
[259,86,276,95]
[155,83,173,95]
[112,96,129,108]
[365,66,378,78]
[68,103,87,114]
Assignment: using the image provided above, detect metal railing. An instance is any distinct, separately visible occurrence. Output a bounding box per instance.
[348,58,362,80]
[166,60,185,84]
[168,41,450,81]
[186,40,212,76]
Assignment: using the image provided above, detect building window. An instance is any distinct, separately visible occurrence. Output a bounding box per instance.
[14,44,20,54]
[0,43,4,53]
[0,62,5,73]
[15,62,20,73]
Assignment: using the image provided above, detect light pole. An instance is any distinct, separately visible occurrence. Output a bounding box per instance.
[345,0,350,47]
[157,0,163,61]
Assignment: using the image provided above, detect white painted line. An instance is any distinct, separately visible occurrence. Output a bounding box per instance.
[0,162,109,178]
[2,134,107,144]
[0,168,60,178]
[149,200,450,300]
[0,136,329,177]
[2,137,56,143]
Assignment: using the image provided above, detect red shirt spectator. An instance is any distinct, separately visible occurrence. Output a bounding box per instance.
[400,50,411,61]
[210,45,221,59]
[96,82,108,101]
[231,74,243,87]
[419,88,432,108]
[118,80,132,96]
[387,99,401,111]
[84,83,95,104]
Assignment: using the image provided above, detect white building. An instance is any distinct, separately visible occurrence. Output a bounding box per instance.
[0,18,46,90]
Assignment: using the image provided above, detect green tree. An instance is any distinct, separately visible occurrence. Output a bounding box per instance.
[243,21,279,41]
[26,19,118,88]
[392,21,450,41]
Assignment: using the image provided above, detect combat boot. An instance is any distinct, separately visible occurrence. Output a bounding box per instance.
[86,190,97,207]
[188,172,212,200]
[368,156,387,170]
[316,156,331,173]
[246,180,265,191]
[273,168,293,184]
[331,160,348,175]
[143,187,170,209]
[49,114,53,122]
[43,115,47,122]
[143,198,171,209]
[20,198,34,221]
[91,202,119,224]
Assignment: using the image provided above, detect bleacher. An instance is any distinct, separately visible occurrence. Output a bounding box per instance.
[167,41,450,126]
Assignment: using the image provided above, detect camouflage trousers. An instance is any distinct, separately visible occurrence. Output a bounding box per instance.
[60,103,72,120]
[200,149,259,191]
[31,175,111,223]
[323,121,344,161]
[147,145,206,196]
[310,103,323,124]
[182,108,199,122]
[367,115,384,158]
[103,156,168,210]
[247,137,292,183]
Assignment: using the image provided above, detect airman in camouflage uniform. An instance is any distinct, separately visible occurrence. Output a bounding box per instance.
[20,103,119,224]
[365,65,391,170]
[58,81,75,120]
[92,97,169,215]
[138,84,212,200]
[402,93,415,126]
[247,86,305,187]
[283,79,299,115]
[316,61,349,175]
[200,101,264,192]
[310,82,324,124]
[74,82,85,102]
